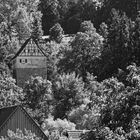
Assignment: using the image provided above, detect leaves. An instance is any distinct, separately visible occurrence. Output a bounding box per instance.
[49,23,64,43]
[0,129,41,140]
[0,72,23,108]
[23,76,53,122]
[58,21,103,80]
[42,116,75,133]
[52,73,85,119]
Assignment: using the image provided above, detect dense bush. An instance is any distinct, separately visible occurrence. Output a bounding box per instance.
[0,129,41,140]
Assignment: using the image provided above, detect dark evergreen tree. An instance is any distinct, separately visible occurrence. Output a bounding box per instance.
[97,9,133,80]
[49,23,64,43]
[31,14,43,40]
[131,13,140,64]
[39,0,60,35]
[95,0,139,28]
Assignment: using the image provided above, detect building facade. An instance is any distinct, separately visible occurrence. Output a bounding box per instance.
[11,37,47,87]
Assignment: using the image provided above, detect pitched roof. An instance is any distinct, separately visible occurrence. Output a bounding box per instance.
[11,37,47,61]
[0,105,17,127]
[0,105,48,139]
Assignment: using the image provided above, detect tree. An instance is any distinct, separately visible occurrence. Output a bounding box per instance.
[59,21,104,80]
[52,73,85,119]
[95,0,139,28]
[23,76,53,122]
[97,9,133,80]
[39,0,60,35]
[0,72,23,108]
[42,116,75,136]
[79,20,95,33]
[99,22,108,42]
[130,13,140,65]
[49,23,64,43]
[14,6,31,43]
[31,13,43,40]
[68,104,100,130]
[100,64,140,131]
[77,0,102,22]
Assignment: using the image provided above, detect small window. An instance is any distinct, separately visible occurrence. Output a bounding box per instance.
[19,59,27,63]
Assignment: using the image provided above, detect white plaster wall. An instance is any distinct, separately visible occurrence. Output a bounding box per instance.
[15,56,47,68]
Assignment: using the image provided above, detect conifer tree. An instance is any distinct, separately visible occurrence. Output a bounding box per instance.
[31,13,43,40]
[49,23,64,43]
[98,9,132,80]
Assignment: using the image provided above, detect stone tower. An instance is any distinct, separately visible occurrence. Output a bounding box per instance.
[11,37,47,87]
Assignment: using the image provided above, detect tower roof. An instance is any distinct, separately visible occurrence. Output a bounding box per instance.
[11,37,47,61]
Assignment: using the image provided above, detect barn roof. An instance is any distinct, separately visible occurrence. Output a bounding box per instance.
[0,105,17,127]
[0,105,48,139]
[11,37,47,61]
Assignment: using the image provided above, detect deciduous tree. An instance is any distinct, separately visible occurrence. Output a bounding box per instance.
[23,76,53,122]
[52,73,85,119]
[59,21,103,80]
[0,72,23,108]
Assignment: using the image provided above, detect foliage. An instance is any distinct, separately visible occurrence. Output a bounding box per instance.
[100,64,140,130]
[99,22,108,42]
[31,14,43,40]
[97,0,139,26]
[1,1,140,140]
[44,40,63,81]
[23,76,53,122]
[52,72,85,119]
[0,72,23,108]
[0,21,18,64]
[81,126,140,140]
[49,23,64,43]
[68,104,100,130]
[39,0,139,34]
[39,0,103,34]
[130,13,140,65]
[59,21,103,80]
[68,73,125,130]
[39,0,60,35]
[81,127,126,140]
[0,129,41,140]
[97,9,133,80]
[79,20,95,33]
[42,115,75,135]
